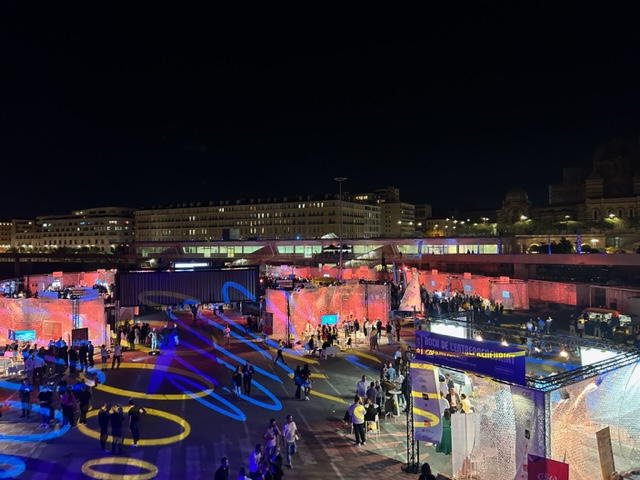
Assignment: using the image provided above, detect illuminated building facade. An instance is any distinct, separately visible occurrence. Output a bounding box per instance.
[133,195,382,241]
[10,207,134,253]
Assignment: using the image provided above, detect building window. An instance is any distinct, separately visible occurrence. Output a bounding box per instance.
[629,208,635,218]
[592,210,599,221]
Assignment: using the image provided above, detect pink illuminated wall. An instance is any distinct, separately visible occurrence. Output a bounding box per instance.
[265,284,390,341]
[527,279,579,306]
[0,296,106,346]
[488,280,529,310]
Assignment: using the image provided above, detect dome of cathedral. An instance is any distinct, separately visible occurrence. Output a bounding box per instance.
[505,187,529,203]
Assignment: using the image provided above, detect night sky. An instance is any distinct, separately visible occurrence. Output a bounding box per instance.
[2,4,640,219]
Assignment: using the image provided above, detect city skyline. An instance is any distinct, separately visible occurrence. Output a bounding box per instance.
[2,4,640,219]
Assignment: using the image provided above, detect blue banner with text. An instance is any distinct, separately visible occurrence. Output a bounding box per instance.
[415,330,526,385]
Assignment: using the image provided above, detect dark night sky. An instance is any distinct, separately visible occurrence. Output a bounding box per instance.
[2,3,640,219]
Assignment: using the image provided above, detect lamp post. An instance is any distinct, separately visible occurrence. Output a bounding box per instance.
[334,176,347,281]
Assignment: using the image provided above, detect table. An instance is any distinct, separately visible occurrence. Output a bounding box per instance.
[386,390,403,420]
[320,345,340,358]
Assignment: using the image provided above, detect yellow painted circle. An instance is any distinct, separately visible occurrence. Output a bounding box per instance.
[77,407,190,446]
[81,457,158,480]
[96,363,214,400]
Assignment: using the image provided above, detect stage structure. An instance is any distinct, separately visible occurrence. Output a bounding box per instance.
[0,291,107,346]
[405,318,640,479]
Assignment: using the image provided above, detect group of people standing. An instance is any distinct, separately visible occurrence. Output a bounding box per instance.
[231,361,256,399]
[17,376,94,429]
[97,399,146,454]
[214,415,300,480]
[15,339,97,387]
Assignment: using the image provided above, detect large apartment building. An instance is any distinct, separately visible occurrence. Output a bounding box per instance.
[11,207,135,253]
[133,195,383,242]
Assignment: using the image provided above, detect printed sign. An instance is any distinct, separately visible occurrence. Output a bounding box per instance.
[410,362,442,443]
[415,330,526,385]
[596,426,615,480]
[527,454,569,480]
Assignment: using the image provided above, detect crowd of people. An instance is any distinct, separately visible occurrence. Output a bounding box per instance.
[214,414,300,480]
[4,338,99,388]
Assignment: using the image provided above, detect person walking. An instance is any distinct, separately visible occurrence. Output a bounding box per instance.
[87,341,95,368]
[109,404,124,455]
[24,353,35,383]
[232,365,243,399]
[128,399,146,447]
[300,365,312,401]
[394,346,403,371]
[394,319,402,342]
[223,325,231,347]
[349,395,366,446]
[214,456,229,480]
[274,339,287,365]
[111,343,122,370]
[293,365,302,399]
[262,418,282,459]
[68,347,78,374]
[419,462,437,480]
[18,378,33,418]
[78,342,88,372]
[577,317,585,338]
[60,385,77,428]
[356,375,368,398]
[569,316,577,335]
[270,445,284,480]
[242,361,255,397]
[37,383,54,428]
[77,384,93,425]
[282,414,299,469]
[98,402,111,453]
[100,344,108,370]
[247,443,263,479]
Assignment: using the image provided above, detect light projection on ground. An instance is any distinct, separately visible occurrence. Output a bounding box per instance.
[0,454,26,479]
[0,401,68,442]
[81,456,159,480]
[78,408,190,446]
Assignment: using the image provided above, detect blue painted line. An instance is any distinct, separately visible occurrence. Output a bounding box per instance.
[167,375,246,421]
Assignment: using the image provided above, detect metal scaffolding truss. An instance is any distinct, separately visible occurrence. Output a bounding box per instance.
[529,348,640,391]
[401,349,420,474]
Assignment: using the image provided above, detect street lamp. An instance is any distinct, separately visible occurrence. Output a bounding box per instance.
[334,176,347,281]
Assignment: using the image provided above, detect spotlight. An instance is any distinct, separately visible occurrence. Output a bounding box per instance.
[501,338,508,346]
[560,348,568,358]
[474,333,483,341]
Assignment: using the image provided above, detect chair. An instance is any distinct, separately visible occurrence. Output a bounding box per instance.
[366,414,380,440]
